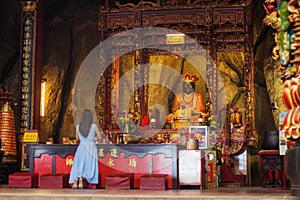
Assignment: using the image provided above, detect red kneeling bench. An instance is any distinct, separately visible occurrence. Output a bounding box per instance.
[140,174,169,190]
[8,172,38,188]
[105,173,134,190]
[39,173,70,189]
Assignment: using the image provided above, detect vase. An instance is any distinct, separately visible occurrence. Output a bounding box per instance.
[262,130,279,150]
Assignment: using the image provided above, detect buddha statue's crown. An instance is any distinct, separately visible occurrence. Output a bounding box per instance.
[180,73,199,83]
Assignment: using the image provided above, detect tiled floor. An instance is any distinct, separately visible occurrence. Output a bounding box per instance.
[0,185,297,200]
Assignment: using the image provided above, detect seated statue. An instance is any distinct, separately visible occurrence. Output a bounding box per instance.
[167,73,206,125]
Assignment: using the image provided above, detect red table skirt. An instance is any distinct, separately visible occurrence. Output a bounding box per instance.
[105,173,134,190]
[8,172,38,188]
[140,174,168,190]
[40,173,70,189]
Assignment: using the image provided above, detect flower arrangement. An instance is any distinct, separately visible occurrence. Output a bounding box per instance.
[204,115,217,130]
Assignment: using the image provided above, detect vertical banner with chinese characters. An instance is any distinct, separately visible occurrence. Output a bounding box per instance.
[20,0,41,135]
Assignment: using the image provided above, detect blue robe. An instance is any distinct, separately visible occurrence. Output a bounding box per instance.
[69,123,98,184]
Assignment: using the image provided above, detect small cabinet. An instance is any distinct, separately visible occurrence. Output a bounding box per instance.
[258,150,287,188]
[178,150,205,188]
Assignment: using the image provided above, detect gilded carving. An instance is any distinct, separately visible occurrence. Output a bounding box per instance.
[96,47,106,126]
[21,0,37,12]
[99,1,254,131]
[134,49,141,125]
[111,0,251,11]
[134,12,141,28]
[115,1,160,11]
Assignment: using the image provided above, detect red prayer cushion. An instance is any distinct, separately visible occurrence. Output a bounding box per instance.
[39,173,70,189]
[8,172,38,188]
[105,173,134,190]
[140,174,168,190]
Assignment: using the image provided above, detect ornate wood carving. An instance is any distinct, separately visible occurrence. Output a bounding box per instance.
[98,0,254,130]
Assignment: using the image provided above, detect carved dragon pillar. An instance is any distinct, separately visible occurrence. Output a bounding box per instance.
[264,0,300,195]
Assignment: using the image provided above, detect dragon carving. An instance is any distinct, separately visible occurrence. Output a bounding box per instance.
[264,0,300,147]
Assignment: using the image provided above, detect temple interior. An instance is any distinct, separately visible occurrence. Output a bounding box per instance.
[0,0,299,199]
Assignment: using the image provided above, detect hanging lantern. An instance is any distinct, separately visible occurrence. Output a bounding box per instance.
[0,99,17,163]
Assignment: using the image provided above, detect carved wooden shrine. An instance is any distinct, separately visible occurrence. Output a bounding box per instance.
[97,0,254,134]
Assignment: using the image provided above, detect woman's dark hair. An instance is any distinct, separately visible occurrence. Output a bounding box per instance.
[79,109,93,138]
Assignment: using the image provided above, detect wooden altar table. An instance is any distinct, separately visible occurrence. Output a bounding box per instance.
[28,144,183,189]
